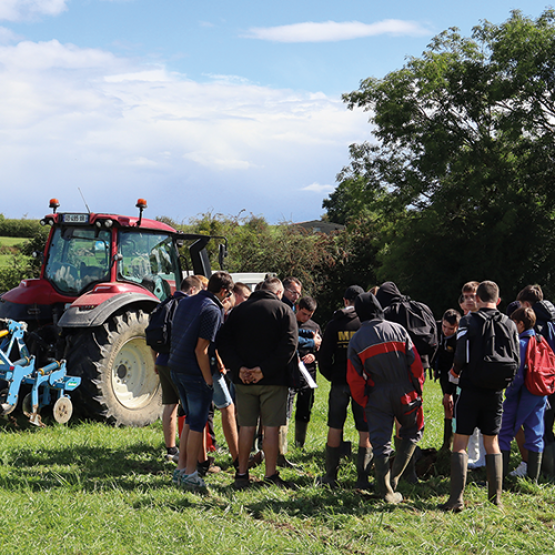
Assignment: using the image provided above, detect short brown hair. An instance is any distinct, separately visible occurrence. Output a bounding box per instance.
[517,284,544,305]
[511,307,536,331]
[181,275,202,294]
[233,282,251,297]
[207,271,234,295]
[462,281,479,293]
[298,296,317,313]
[476,281,499,304]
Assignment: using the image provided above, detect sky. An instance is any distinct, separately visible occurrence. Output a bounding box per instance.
[0,1,552,224]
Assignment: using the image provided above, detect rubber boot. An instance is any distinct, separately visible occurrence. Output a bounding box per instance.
[541,442,555,480]
[439,452,467,512]
[277,424,297,468]
[501,450,510,479]
[485,453,503,508]
[374,456,402,504]
[355,446,373,489]
[527,451,543,483]
[440,419,454,452]
[295,421,308,449]
[391,438,417,490]
[320,445,341,488]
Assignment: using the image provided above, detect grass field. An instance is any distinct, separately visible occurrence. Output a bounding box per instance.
[0,236,26,268]
[1,379,554,554]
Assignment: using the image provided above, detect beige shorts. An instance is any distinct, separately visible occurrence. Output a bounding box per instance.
[235,384,288,427]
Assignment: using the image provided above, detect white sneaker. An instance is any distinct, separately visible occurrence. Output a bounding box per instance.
[180,470,207,490]
[172,468,187,486]
[509,461,528,477]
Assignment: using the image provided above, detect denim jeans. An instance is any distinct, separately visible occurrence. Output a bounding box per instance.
[171,371,213,433]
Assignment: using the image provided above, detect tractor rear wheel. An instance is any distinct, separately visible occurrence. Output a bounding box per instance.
[67,309,161,426]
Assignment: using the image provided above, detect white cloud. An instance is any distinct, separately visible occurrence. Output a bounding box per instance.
[302,183,334,194]
[0,0,68,22]
[243,20,431,43]
[0,25,19,43]
[0,39,370,222]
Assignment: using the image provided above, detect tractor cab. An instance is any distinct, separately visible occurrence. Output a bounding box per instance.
[40,199,182,302]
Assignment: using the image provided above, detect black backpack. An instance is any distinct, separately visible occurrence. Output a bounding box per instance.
[466,311,519,390]
[384,299,438,359]
[145,295,179,354]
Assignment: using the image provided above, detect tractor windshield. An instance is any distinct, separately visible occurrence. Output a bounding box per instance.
[117,230,179,301]
[45,227,112,295]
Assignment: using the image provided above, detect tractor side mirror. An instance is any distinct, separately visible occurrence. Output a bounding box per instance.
[218,243,227,270]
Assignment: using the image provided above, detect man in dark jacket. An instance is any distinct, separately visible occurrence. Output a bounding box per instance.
[293,295,321,448]
[440,281,519,512]
[217,277,298,489]
[375,281,437,482]
[318,285,372,489]
[347,292,425,504]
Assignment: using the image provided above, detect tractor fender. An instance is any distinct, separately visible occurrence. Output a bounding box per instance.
[58,292,159,328]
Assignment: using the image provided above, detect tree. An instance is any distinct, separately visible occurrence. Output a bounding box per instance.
[332,9,555,315]
[179,212,379,324]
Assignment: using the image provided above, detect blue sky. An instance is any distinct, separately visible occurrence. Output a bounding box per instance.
[0,0,551,224]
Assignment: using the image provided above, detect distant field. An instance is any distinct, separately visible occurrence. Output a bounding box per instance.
[0,236,27,268]
[0,236,26,248]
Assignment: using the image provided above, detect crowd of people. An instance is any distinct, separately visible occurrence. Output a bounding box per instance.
[152,272,555,510]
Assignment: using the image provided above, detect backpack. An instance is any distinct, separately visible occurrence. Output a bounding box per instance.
[145,295,179,354]
[466,311,519,390]
[524,334,555,396]
[385,299,438,359]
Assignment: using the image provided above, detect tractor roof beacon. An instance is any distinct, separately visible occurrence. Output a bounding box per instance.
[0,198,224,426]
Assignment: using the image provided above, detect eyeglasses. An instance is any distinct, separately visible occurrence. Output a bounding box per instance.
[224,290,233,299]
[286,288,301,297]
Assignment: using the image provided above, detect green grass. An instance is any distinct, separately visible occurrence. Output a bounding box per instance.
[0,236,27,268]
[1,379,555,554]
[0,236,27,247]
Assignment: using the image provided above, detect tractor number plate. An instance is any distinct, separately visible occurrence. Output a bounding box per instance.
[62,214,89,224]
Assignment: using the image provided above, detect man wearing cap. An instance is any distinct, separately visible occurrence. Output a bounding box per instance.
[317,285,373,489]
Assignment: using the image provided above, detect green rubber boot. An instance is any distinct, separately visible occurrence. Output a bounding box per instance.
[439,452,467,512]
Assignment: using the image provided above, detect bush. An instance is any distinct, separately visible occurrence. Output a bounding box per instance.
[0,217,42,238]
[176,213,380,324]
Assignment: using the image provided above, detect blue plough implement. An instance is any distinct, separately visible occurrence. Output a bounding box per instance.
[0,319,81,426]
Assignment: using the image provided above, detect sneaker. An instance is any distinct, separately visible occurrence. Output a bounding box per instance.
[172,468,187,486]
[263,473,297,489]
[233,472,252,490]
[164,449,179,463]
[180,470,207,490]
[509,461,528,477]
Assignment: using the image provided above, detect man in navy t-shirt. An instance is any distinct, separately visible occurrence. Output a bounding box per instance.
[169,271,234,490]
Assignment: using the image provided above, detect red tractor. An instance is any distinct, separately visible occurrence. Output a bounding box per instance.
[0,199,223,426]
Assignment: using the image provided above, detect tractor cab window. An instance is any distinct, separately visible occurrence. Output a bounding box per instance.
[117,231,179,301]
[45,227,112,295]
